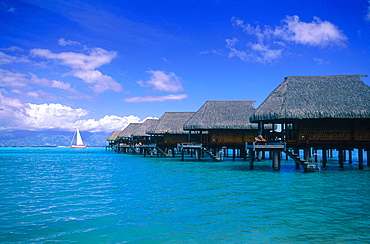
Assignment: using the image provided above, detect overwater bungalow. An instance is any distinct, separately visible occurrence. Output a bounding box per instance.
[183,101,258,160]
[249,75,370,170]
[131,119,159,145]
[106,130,122,151]
[116,122,142,152]
[146,112,195,156]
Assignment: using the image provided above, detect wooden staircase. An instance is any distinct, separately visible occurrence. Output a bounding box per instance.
[202,147,221,162]
[285,149,316,172]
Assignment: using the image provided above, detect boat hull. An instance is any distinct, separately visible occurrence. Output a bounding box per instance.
[70,145,87,148]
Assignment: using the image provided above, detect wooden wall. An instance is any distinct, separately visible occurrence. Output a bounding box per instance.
[297,119,370,142]
[207,129,257,145]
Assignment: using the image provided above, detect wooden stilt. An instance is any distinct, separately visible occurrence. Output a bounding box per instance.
[322,149,327,168]
[358,149,363,170]
[249,149,254,170]
[304,147,310,162]
[294,148,300,169]
[338,149,344,168]
[348,150,352,164]
[272,150,281,170]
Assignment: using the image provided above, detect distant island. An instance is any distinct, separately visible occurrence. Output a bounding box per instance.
[0,130,111,147]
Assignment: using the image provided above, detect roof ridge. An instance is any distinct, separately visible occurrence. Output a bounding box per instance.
[286,75,367,79]
[206,100,256,102]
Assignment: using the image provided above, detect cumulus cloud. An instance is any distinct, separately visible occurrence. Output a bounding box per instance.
[75,115,141,133]
[226,15,347,63]
[30,46,122,93]
[137,70,184,92]
[124,94,188,102]
[0,93,141,132]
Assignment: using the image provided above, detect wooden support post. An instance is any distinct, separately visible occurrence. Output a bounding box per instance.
[358,149,363,170]
[294,148,300,169]
[304,147,310,163]
[241,147,247,161]
[249,149,254,170]
[338,149,344,168]
[272,150,281,170]
[233,148,236,161]
[195,149,200,161]
[367,150,370,166]
[181,148,184,161]
[322,149,327,168]
[348,150,352,164]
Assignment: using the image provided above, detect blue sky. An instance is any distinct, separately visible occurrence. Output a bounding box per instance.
[1,0,369,133]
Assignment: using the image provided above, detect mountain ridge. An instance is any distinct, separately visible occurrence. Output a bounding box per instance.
[0,130,111,147]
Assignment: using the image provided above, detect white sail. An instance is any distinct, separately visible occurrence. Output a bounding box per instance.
[70,128,86,148]
[75,128,84,146]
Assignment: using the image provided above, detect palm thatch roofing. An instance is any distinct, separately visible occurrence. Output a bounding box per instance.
[117,123,142,138]
[146,112,195,135]
[106,131,122,141]
[250,75,370,122]
[184,101,258,130]
[132,119,159,137]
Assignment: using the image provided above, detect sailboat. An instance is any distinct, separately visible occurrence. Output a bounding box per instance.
[70,128,87,148]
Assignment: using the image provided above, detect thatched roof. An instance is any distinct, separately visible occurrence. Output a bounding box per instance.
[117,123,142,138]
[132,119,159,137]
[184,101,258,130]
[146,112,195,135]
[106,131,122,141]
[250,75,370,122]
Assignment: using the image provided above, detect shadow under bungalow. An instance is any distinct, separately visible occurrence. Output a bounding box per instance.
[107,75,370,172]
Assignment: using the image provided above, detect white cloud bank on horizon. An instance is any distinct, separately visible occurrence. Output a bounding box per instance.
[225,15,347,63]
[0,93,142,133]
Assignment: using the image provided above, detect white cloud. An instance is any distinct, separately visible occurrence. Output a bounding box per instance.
[278,16,347,47]
[0,51,30,65]
[0,69,28,87]
[124,94,188,102]
[71,70,122,93]
[0,93,140,132]
[0,69,82,98]
[58,38,81,46]
[75,115,141,133]
[227,15,347,63]
[226,38,282,63]
[30,47,117,70]
[0,93,88,130]
[23,103,89,130]
[137,70,184,92]
[30,46,122,93]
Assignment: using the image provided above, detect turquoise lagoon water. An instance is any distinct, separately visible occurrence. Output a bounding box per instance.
[0,147,369,243]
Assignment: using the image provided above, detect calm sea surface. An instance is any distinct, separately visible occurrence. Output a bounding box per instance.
[0,147,369,243]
